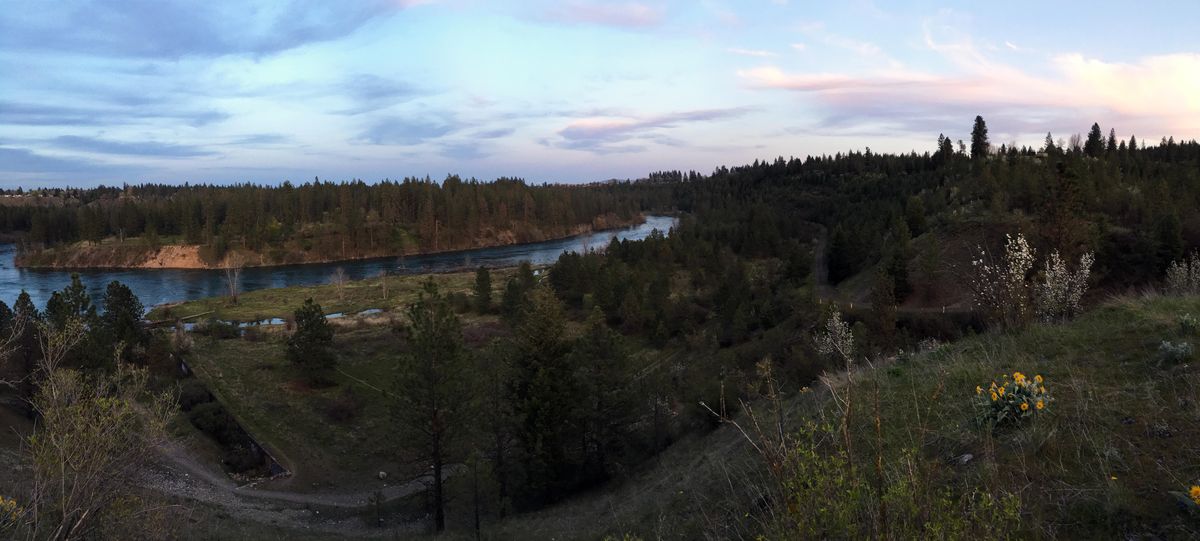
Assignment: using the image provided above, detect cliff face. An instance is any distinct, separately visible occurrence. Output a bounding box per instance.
[15,214,643,269]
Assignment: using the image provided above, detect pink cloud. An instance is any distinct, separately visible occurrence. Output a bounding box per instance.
[739,39,1200,140]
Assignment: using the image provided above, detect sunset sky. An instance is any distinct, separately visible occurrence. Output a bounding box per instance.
[2,0,1198,186]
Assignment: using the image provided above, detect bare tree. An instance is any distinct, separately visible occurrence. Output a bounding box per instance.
[224,252,245,304]
[378,270,390,301]
[330,267,348,300]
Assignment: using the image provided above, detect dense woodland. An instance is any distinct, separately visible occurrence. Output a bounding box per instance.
[2,176,648,263]
[4,117,1200,537]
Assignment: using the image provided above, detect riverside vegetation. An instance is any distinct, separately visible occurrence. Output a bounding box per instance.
[1,116,1200,538]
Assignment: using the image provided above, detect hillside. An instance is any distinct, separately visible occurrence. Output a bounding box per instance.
[484,293,1200,539]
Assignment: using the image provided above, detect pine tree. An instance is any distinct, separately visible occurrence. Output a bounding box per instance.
[391,282,468,533]
[1106,128,1117,154]
[100,281,146,364]
[286,298,335,384]
[505,287,576,506]
[474,266,492,313]
[970,115,989,160]
[1084,123,1104,157]
[570,308,637,483]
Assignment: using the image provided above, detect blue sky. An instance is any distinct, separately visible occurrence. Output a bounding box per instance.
[2,0,1198,186]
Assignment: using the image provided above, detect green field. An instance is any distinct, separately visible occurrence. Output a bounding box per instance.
[149,268,519,323]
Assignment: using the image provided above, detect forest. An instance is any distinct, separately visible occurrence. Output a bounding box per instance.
[3,176,651,266]
[3,116,1200,538]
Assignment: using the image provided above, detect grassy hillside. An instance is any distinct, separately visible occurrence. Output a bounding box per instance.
[481,293,1200,539]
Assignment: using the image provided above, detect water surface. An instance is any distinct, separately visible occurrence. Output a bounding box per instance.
[0,215,676,310]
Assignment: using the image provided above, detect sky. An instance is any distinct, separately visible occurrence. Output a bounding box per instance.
[2,0,1199,187]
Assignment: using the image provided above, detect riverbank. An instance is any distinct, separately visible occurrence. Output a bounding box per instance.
[146,266,516,322]
[15,213,643,270]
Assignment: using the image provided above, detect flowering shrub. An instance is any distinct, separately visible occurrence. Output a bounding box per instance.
[1158,340,1194,365]
[815,308,854,364]
[969,234,1035,328]
[0,495,19,532]
[1165,252,1200,296]
[1171,484,1200,514]
[975,372,1052,426]
[1034,250,1094,322]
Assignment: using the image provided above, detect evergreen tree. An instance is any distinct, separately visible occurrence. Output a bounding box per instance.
[570,308,637,483]
[100,281,146,364]
[44,273,95,330]
[1106,128,1117,154]
[473,266,492,313]
[505,288,576,506]
[1084,123,1105,157]
[286,298,335,384]
[391,282,469,533]
[970,115,989,160]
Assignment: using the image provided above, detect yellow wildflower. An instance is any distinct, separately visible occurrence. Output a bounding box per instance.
[997,386,1005,397]
[976,386,982,395]
[1034,374,1043,384]
[1190,485,1200,505]
[1039,386,1046,394]
[1020,402,1029,411]
[1013,372,1025,383]
[1036,400,1045,410]
[990,392,998,402]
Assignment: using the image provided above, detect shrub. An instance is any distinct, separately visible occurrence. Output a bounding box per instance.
[188,402,240,445]
[195,318,240,339]
[969,234,1036,328]
[177,379,213,412]
[975,372,1052,427]
[1179,313,1199,335]
[1034,250,1094,322]
[1157,340,1193,365]
[1165,252,1200,295]
[814,308,854,364]
[286,298,335,383]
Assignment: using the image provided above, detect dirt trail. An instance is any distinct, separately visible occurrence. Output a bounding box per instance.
[144,439,456,535]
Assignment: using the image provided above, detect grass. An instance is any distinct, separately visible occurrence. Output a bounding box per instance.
[472,293,1200,539]
[783,293,1200,538]
[149,268,518,322]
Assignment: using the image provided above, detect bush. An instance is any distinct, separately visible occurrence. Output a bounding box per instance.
[1034,251,1093,322]
[177,379,212,412]
[1165,252,1200,296]
[195,318,240,339]
[1157,340,1193,365]
[188,402,241,445]
[223,444,264,473]
[975,372,1052,427]
[1179,313,1199,335]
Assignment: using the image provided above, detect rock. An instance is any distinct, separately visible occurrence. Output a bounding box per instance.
[377,471,388,480]
[955,453,974,465]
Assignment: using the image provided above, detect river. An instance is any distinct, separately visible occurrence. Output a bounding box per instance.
[0,215,676,310]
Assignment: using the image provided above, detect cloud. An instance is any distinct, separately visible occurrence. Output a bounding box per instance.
[358,116,461,145]
[552,107,753,153]
[226,134,293,146]
[0,0,420,59]
[0,101,227,128]
[337,74,422,115]
[728,48,777,58]
[51,136,218,158]
[544,1,664,29]
[795,21,899,67]
[738,25,1200,139]
[0,147,101,173]
[791,43,807,52]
